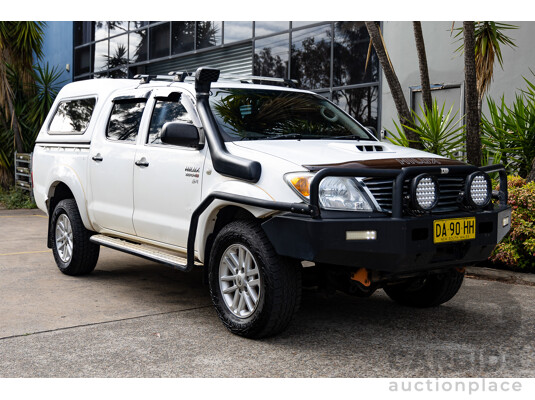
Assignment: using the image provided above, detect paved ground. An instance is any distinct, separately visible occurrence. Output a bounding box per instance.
[1,209,534,377]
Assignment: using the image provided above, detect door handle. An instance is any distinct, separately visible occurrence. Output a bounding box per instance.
[92,154,103,162]
[135,158,149,167]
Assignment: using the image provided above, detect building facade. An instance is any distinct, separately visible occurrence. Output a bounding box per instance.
[40,21,534,139]
[68,21,381,132]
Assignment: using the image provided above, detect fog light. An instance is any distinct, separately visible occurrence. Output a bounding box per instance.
[346,230,377,240]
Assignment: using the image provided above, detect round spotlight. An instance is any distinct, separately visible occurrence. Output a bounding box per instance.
[466,172,491,208]
[410,174,438,211]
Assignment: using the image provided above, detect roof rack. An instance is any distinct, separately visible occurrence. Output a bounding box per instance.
[134,71,192,84]
[134,70,298,88]
[219,74,298,88]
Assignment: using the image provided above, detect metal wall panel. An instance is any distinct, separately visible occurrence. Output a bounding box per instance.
[146,42,252,76]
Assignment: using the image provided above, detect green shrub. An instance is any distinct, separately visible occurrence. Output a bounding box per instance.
[0,186,36,209]
[387,100,465,160]
[489,176,535,271]
[481,94,535,177]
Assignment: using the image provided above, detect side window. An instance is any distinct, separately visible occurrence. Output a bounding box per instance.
[106,100,146,142]
[48,98,96,134]
[148,98,194,145]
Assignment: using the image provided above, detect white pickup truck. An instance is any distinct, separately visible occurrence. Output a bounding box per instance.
[32,67,511,338]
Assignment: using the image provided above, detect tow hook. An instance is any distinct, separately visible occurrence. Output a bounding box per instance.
[350,268,371,287]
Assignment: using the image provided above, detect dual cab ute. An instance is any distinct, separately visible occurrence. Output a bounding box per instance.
[32,67,511,338]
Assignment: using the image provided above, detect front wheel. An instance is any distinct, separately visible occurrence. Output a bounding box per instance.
[51,199,100,276]
[383,268,464,308]
[208,220,301,338]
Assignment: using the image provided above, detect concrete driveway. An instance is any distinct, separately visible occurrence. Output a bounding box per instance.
[1,209,534,377]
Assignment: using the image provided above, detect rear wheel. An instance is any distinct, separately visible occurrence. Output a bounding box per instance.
[208,220,301,338]
[51,199,100,276]
[383,269,464,307]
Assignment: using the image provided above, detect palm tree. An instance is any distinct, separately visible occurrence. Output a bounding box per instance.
[455,21,517,166]
[0,22,62,188]
[365,21,423,149]
[413,22,432,113]
[463,21,482,167]
[0,22,45,154]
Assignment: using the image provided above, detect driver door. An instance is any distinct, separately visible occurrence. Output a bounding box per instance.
[132,89,206,250]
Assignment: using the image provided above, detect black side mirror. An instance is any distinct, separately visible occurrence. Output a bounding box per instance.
[160,122,202,149]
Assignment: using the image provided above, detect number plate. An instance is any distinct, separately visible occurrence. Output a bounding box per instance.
[433,217,476,244]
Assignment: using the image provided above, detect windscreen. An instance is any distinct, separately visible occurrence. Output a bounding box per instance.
[209,88,375,141]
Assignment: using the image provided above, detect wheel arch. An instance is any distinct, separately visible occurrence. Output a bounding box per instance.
[46,177,93,248]
[201,205,257,270]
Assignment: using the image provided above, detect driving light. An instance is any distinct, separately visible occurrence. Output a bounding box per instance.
[318,177,372,211]
[466,172,491,208]
[410,174,438,211]
[346,230,377,240]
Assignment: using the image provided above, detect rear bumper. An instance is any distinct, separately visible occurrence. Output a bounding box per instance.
[261,206,511,273]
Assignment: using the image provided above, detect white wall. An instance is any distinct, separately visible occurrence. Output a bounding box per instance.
[380,21,535,136]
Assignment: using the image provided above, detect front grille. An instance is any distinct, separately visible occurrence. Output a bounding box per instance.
[362,176,465,214]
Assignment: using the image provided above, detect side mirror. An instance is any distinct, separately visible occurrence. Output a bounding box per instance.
[161,122,202,149]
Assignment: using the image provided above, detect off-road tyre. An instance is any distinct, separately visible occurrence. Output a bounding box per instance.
[383,268,464,308]
[208,220,301,339]
[51,199,100,276]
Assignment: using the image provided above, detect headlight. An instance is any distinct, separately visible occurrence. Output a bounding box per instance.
[465,172,491,208]
[318,177,372,211]
[285,173,373,211]
[410,174,438,211]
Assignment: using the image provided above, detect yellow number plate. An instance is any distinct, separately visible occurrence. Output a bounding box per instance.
[433,217,476,244]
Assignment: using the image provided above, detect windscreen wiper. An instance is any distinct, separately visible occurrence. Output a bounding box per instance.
[262,133,306,140]
[322,134,364,140]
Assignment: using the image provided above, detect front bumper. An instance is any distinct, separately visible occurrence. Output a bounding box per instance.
[261,206,511,273]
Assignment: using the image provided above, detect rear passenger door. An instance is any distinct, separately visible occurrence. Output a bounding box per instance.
[88,91,149,235]
[132,89,206,249]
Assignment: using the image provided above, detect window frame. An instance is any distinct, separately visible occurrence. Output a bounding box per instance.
[47,96,98,135]
[105,97,148,143]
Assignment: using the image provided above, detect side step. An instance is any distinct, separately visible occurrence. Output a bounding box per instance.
[90,234,197,272]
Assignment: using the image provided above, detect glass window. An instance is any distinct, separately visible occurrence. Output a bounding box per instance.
[94,21,108,41]
[254,22,289,37]
[333,21,379,86]
[74,22,93,46]
[109,21,128,37]
[109,34,129,69]
[74,46,91,75]
[290,25,331,90]
[107,100,146,142]
[130,29,148,63]
[332,86,379,131]
[148,97,194,145]
[94,40,108,73]
[253,33,289,78]
[171,21,195,54]
[109,68,128,78]
[149,23,170,59]
[130,21,148,29]
[209,88,373,142]
[224,21,253,44]
[196,21,222,50]
[48,98,96,134]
